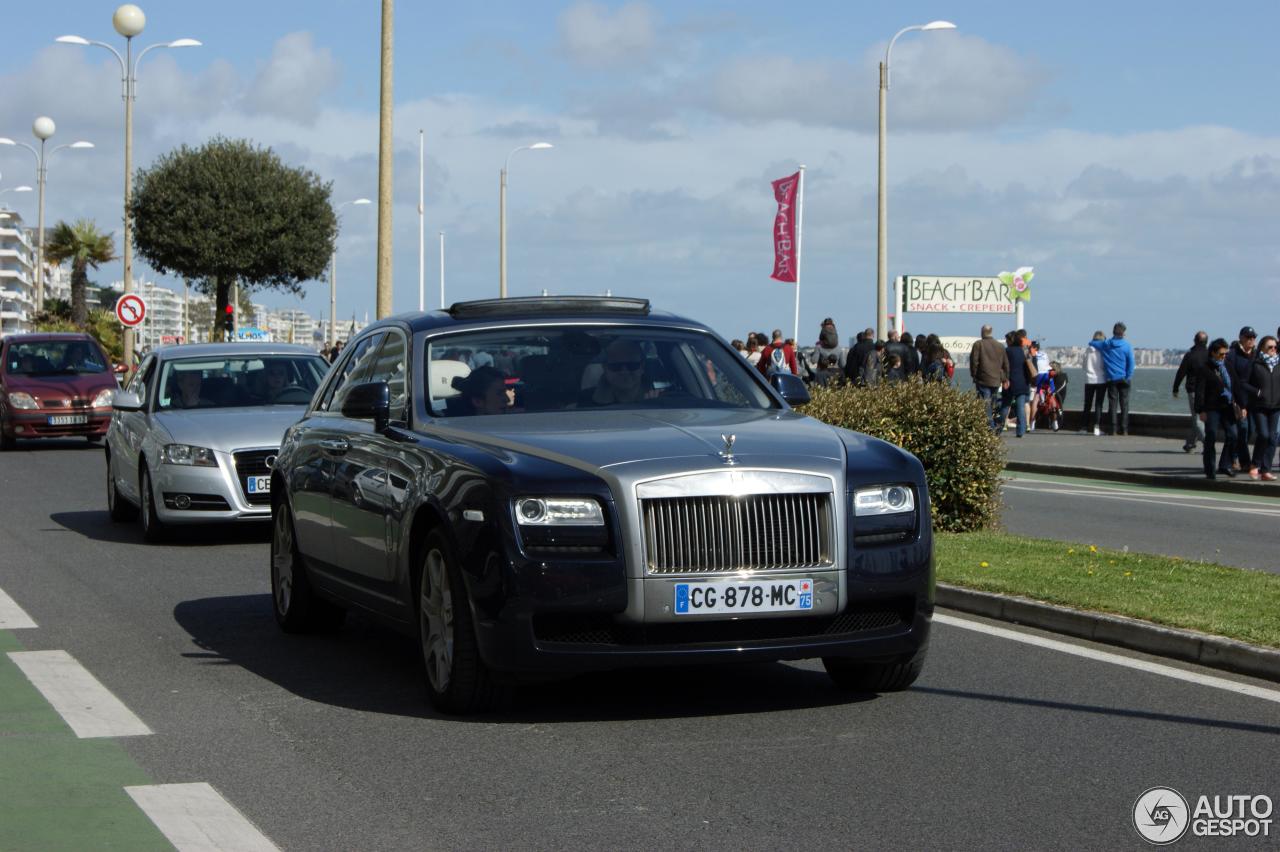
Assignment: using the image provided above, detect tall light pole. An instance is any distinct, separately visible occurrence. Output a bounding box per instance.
[330,198,372,349]
[0,119,94,312]
[418,128,425,312]
[375,0,395,320]
[499,142,553,298]
[57,4,201,368]
[876,20,956,340]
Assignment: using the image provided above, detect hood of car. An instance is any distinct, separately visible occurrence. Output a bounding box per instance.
[153,406,307,452]
[439,408,847,471]
[3,371,117,401]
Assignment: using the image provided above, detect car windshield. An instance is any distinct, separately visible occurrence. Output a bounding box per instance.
[157,355,328,411]
[6,340,108,375]
[426,326,777,417]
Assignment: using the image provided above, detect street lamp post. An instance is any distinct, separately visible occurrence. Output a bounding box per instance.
[876,20,956,341]
[57,4,201,368]
[0,118,94,313]
[330,198,372,349]
[499,142,553,298]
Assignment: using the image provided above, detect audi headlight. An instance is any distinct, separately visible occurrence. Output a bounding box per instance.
[91,388,115,408]
[853,485,915,516]
[514,497,604,526]
[7,392,37,410]
[161,443,218,467]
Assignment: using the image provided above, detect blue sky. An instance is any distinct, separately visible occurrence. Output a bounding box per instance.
[2,1,1278,347]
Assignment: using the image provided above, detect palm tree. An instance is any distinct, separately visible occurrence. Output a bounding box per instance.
[45,220,116,328]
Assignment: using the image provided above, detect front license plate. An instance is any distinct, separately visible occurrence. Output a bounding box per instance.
[246,476,271,494]
[673,579,814,615]
[47,414,88,426]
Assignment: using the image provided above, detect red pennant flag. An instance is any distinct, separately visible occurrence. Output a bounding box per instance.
[770,171,800,283]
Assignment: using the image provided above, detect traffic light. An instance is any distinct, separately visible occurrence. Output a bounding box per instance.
[225,303,235,339]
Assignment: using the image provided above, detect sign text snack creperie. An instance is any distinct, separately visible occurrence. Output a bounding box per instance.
[904,276,1015,314]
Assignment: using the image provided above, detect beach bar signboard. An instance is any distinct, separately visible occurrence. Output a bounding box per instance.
[901,276,1015,314]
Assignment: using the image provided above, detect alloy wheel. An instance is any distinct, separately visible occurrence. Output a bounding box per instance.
[420,548,455,693]
[272,508,294,616]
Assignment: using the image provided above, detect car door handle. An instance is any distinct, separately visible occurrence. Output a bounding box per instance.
[318,438,350,455]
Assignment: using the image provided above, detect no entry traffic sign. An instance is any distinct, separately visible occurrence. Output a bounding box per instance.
[115,293,147,327]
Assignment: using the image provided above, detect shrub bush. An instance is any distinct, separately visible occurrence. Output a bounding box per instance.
[803,380,1005,532]
[35,309,123,362]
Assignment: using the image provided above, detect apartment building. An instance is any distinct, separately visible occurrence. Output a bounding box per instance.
[0,209,36,336]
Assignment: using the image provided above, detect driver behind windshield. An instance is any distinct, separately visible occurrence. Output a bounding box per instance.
[170,370,212,409]
[61,342,104,372]
[581,339,659,406]
[255,361,292,402]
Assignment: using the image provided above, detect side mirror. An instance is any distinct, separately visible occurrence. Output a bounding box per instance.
[341,381,391,432]
[769,372,811,406]
[112,390,143,412]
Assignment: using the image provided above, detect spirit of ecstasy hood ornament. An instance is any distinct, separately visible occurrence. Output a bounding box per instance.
[719,433,737,465]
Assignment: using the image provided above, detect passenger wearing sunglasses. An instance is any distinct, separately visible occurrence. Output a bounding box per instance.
[1248,335,1280,480]
[582,339,659,406]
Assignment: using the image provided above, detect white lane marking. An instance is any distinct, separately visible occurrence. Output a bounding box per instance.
[7,650,152,738]
[0,585,37,629]
[126,783,280,852]
[934,613,1280,705]
[1003,481,1280,517]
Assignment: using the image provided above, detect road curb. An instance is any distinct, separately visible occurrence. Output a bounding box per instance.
[936,584,1280,683]
[1004,460,1278,496]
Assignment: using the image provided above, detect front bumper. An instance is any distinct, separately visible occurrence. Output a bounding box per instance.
[470,550,933,676]
[151,451,273,524]
[6,409,110,439]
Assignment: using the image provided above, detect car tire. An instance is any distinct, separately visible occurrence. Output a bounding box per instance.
[270,500,345,633]
[417,529,512,715]
[0,428,15,452]
[106,450,138,522]
[823,650,926,693]
[138,466,167,543]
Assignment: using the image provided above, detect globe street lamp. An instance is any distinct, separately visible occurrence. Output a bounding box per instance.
[57,4,201,368]
[0,118,95,312]
[876,20,956,340]
[330,198,372,349]
[499,142,553,298]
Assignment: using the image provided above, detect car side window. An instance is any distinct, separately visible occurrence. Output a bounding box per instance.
[321,333,385,413]
[129,357,156,405]
[364,330,408,425]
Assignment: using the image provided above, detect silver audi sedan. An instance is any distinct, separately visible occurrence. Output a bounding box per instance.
[104,342,331,542]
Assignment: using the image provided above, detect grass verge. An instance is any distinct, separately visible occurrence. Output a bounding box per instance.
[935,531,1280,649]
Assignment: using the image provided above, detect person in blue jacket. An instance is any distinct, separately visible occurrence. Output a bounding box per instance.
[1090,321,1136,435]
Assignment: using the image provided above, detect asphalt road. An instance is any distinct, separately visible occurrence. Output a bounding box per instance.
[1001,473,1280,573]
[1,440,1277,850]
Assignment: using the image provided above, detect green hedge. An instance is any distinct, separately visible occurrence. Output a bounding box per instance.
[803,381,1005,532]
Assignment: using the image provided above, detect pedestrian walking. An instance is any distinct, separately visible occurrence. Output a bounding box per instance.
[756,329,798,377]
[844,327,876,385]
[1082,331,1107,435]
[1195,338,1239,479]
[999,330,1033,438]
[860,341,886,386]
[898,332,920,376]
[1090,322,1135,435]
[1247,335,1279,480]
[1226,326,1259,472]
[1027,341,1051,430]
[970,325,1009,433]
[1172,331,1209,452]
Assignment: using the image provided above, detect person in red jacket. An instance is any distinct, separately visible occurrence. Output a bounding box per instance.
[757,329,798,376]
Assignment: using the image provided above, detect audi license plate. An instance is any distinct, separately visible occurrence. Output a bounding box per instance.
[47,414,88,426]
[246,476,271,494]
[674,579,814,615]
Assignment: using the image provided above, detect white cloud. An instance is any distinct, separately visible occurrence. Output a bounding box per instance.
[242,32,339,125]
[558,1,657,68]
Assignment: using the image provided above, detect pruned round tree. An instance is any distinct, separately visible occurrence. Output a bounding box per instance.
[130,137,336,340]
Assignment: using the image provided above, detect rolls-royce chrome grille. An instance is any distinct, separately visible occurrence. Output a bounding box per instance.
[642,493,833,574]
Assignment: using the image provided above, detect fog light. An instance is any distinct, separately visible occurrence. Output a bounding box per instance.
[173,494,192,509]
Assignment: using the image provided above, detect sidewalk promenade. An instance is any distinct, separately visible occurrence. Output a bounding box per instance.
[1001,429,1279,494]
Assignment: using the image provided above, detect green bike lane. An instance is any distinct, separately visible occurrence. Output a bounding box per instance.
[0,630,171,852]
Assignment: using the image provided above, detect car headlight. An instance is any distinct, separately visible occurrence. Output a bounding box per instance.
[161,444,218,467]
[514,497,604,526]
[91,388,115,408]
[853,485,915,516]
[7,392,37,410]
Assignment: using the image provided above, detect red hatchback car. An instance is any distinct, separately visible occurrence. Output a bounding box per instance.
[0,333,118,449]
